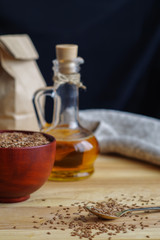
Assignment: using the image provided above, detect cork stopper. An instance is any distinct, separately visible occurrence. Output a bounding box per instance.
[56,44,78,61]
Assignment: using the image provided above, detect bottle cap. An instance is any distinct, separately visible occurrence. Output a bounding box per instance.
[56,44,78,61]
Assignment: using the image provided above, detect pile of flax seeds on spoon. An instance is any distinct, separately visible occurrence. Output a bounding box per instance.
[11,194,159,239]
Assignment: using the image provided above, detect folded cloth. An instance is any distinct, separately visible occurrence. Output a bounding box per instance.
[79,109,160,166]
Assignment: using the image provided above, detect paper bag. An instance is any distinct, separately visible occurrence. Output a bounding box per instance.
[0,34,46,130]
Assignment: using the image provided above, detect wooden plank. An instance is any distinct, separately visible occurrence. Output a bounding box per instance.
[0,155,160,239]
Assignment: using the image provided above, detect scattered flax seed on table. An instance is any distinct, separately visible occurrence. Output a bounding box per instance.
[0,132,50,148]
[12,195,158,239]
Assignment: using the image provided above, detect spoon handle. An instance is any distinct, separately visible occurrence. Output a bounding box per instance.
[121,206,160,216]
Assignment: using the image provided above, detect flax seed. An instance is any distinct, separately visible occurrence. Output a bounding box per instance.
[0,132,50,148]
[33,226,39,229]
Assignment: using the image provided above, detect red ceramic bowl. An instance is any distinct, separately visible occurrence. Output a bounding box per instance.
[0,130,56,203]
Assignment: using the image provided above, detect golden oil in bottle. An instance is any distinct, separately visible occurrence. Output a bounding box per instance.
[47,127,99,181]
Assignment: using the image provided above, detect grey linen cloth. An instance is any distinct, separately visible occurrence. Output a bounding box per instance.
[79,109,160,166]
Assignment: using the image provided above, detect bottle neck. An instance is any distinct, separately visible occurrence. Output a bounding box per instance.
[53,57,83,75]
[52,58,84,129]
[53,83,79,128]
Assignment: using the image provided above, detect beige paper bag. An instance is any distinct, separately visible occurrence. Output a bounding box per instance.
[0,34,45,131]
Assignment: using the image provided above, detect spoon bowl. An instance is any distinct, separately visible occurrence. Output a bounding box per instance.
[85,206,160,220]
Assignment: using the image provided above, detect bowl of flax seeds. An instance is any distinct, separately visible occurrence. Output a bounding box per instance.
[0,130,56,203]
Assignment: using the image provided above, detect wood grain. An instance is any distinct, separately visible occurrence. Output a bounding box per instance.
[0,154,160,239]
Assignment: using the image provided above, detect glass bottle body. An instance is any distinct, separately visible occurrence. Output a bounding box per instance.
[43,82,99,181]
[33,56,99,181]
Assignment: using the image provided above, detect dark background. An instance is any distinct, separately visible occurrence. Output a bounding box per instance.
[1,0,160,121]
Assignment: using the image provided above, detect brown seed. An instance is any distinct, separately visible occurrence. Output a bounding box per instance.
[25,197,153,239]
[0,132,50,148]
[33,226,39,229]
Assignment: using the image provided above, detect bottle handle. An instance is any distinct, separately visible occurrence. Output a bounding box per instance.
[32,87,55,130]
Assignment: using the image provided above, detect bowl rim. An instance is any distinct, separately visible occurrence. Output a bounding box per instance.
[0,130,56,150]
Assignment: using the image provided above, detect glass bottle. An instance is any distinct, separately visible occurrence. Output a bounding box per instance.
[33,44,99,181]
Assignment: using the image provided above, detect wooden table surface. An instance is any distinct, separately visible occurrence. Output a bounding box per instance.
[0,154,160,240]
